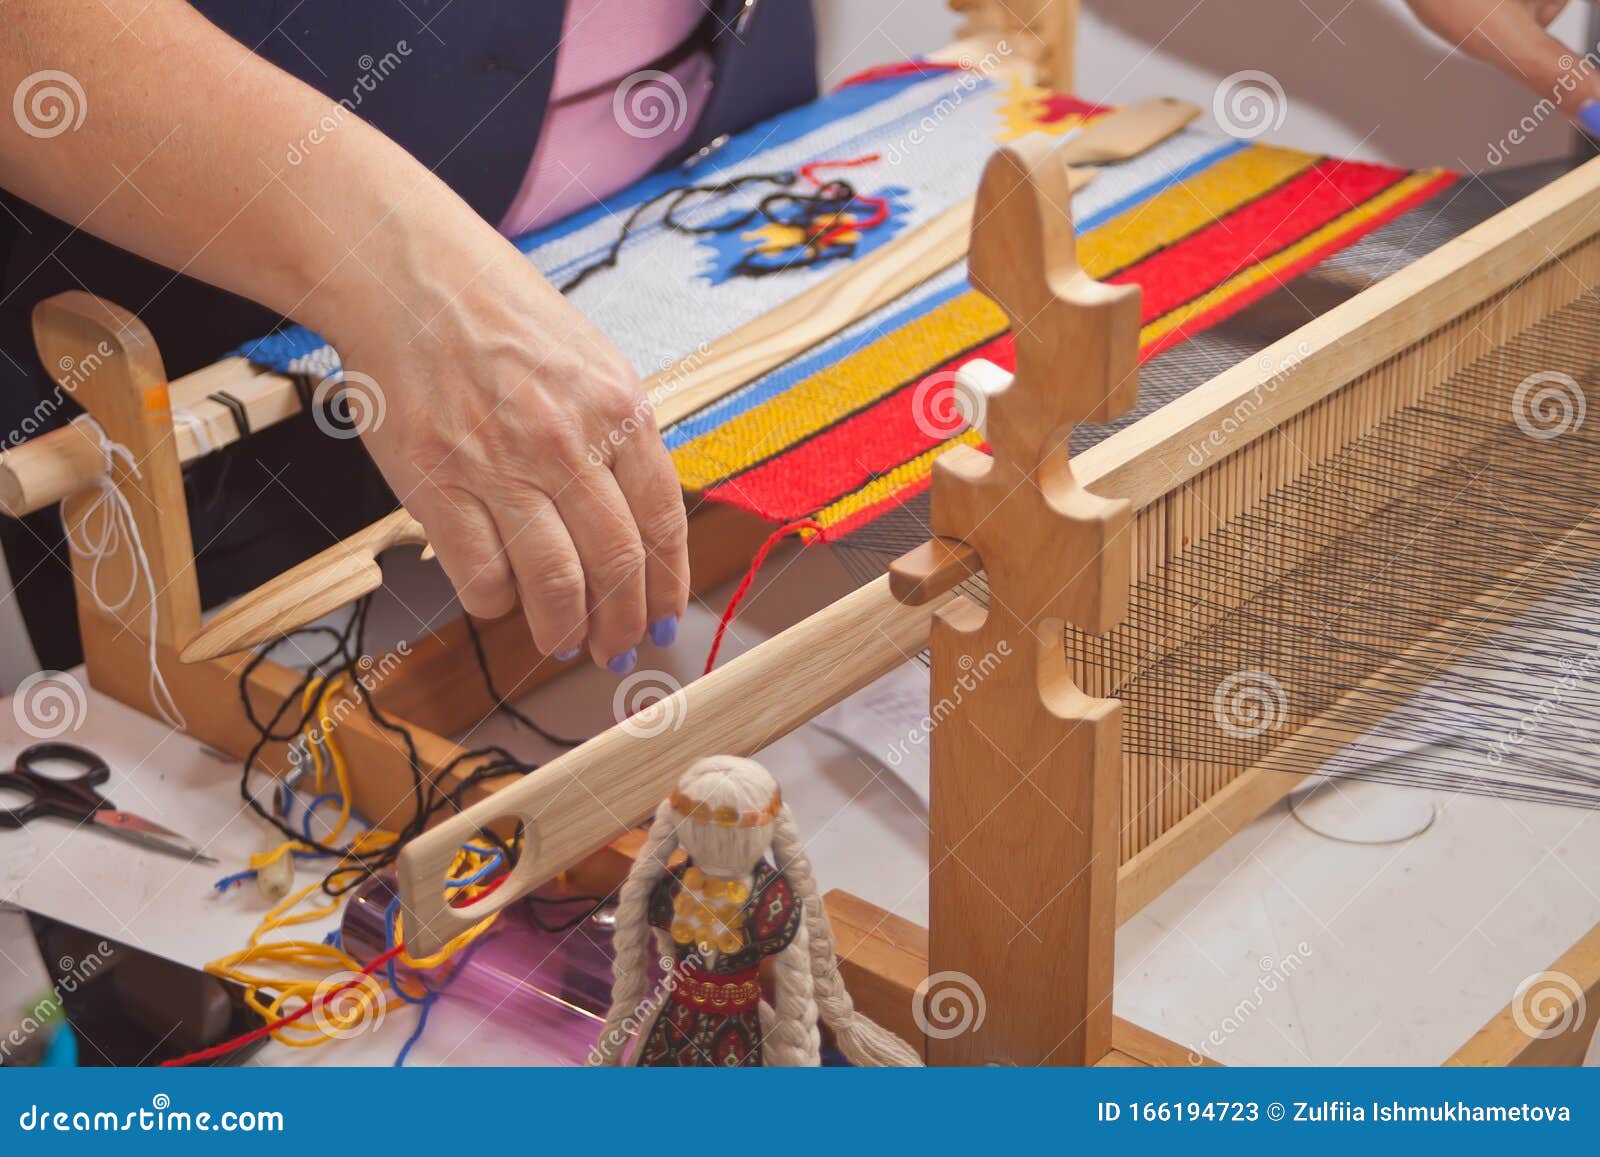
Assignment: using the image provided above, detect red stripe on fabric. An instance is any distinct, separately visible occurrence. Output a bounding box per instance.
[1113,158,1409,322]
[1137,170,1458,361]
[703,336,1016,521]
[1032,93,1112,122]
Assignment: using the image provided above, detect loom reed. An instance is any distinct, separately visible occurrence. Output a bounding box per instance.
[835,281,1600,836]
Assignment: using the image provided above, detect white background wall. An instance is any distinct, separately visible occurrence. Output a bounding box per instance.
[815,0,1595,171]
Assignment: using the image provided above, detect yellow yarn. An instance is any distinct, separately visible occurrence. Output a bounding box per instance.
[206,675,508,1049]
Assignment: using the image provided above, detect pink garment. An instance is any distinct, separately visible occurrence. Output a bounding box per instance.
[498,0,714,237]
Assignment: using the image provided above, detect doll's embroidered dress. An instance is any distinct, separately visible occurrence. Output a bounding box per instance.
[639,858,801,1066]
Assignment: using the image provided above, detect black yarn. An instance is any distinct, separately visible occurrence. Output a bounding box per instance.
[460,613,584,748]
[522,891,611,934]
[233,596,551,898]
[557,170,872,293]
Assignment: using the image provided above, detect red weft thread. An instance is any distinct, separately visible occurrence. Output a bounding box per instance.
[160,874,512,1067]
[832,60,968,90]
[157,943,406,1068]
[704,519,822,674]
[797,155,890,251]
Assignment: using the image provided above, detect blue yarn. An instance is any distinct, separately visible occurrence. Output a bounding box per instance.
[443,851,506,889]
[211,868,258,893]
[383,897,431,1005]
[211,851,328,893]
[383,847,510,1066]
[300,792,376,843]
[392,996,437,1067]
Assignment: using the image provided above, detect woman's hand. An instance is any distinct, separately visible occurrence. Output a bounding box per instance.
[327,235,690,673]
[0,0,688,673]
[1405,0,1600,123]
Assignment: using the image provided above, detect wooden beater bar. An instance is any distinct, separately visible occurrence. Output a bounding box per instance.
[392,136,1132,952]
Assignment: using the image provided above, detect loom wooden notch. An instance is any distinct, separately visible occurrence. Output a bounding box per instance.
[913,136,1138,1066]
[179,508,428,663]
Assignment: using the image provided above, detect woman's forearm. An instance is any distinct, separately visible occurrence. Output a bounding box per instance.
[0,0,691,672]
[0,0,504,344]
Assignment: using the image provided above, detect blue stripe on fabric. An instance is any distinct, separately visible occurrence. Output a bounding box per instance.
[1076,138,1249,232]
[662,272,971,449]
[661,138,1250,443]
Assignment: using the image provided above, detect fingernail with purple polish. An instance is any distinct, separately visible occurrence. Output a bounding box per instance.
[607,648,638,675]
[555,647,581,661]
[649,616,679,648]
[1580,101,1600,137]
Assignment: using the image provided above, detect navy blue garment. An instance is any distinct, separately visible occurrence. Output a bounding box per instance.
[0,1,815,667]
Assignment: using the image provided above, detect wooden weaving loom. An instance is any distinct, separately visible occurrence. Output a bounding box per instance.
[5,5,1600,1066]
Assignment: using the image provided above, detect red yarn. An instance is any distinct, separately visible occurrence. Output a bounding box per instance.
[704,519,822,674]
[797,155,890,251]
[158,943,406,1067]
[832,60,968,90]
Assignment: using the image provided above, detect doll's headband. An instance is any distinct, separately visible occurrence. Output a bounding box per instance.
[669,787,782,828]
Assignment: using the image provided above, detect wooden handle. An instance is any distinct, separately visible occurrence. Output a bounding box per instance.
[1056,96,1199,165]
[396,576,954,955]
[178,509,426,662]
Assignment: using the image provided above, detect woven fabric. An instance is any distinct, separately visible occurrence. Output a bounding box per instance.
[681,145,1453,539]
[236,66,1047,376]
[232,63,1454,544]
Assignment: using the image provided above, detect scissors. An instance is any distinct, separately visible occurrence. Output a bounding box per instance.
[0,742,217,864]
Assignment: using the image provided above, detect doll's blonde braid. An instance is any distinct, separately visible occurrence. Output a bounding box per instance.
[591,797,680,1065]
[770,807,923,1066]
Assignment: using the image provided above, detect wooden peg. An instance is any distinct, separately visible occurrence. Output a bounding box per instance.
[915,137,1139,1066]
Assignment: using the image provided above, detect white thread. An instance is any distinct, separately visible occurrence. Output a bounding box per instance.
[64,416,186,731]
[170,407,213,457]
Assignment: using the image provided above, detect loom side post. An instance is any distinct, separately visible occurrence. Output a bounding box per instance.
[917,138,1138,1066]
[25,292,511,829]
[31,292,202,690]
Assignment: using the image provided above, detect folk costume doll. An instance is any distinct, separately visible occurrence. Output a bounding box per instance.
[593,756,922,1067]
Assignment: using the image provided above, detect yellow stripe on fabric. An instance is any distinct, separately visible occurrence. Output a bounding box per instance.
[812,428,987,532]
[1077,146,1319,278]
[1139,169,1447,347]
[671,291,1007,491]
